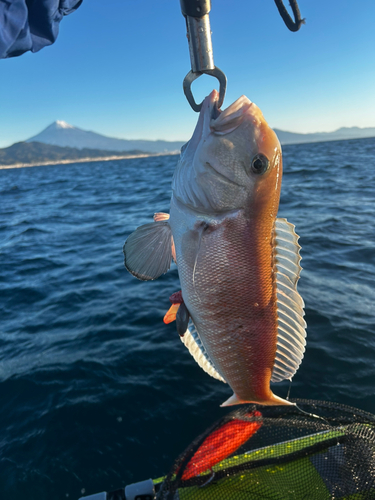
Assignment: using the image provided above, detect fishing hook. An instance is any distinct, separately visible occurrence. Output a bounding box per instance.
[180,0,227,112]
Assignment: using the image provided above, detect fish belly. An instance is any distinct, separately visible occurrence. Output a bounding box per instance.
[170,198,278,404]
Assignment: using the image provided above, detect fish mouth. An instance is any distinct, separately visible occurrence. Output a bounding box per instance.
[209,94,254,135]
[181,90,220,154]
[181,91,254,159]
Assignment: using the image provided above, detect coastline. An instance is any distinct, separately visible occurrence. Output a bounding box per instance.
[0,151,179,170]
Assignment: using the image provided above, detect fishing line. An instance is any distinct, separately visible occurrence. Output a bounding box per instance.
[285,380,330,425]
[199,469,216,488]
[294,404,331,427]
[286,379,293,401]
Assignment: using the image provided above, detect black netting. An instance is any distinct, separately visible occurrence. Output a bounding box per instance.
[156,399,375,499]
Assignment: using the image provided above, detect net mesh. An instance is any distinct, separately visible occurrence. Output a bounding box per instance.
[156,399,375,500]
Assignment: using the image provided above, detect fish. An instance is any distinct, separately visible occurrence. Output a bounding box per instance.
[181,410,262,480]
[123,89,306,406]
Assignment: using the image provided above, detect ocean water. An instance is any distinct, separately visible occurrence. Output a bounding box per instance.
[0,137,374,499]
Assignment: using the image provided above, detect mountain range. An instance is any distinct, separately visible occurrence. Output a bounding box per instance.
[1,120,375,168]
[274,126,375,145]
[0,141,147,167]
[25,120,375,150]
[26,121,185,153]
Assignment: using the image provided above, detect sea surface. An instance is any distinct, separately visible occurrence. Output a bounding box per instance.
[1,137,375,499]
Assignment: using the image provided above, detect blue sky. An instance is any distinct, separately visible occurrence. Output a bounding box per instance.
[0,0,374,148]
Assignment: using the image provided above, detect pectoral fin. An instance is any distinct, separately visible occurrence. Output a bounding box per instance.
[123,221,173,281]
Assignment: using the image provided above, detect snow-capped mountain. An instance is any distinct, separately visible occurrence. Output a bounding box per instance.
[54,120,74,129]
[26,121,185,153]
[26,121,375,151]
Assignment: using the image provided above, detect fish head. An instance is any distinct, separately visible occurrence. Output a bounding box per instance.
[173,90,282,216]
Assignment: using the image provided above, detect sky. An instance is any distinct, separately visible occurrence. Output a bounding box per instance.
[0,0,374,148]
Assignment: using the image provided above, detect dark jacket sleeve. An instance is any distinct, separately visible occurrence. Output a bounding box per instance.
[0,0,82,59]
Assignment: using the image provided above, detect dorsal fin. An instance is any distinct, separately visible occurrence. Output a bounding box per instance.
[181,322,226,383]
[271,218,307,383]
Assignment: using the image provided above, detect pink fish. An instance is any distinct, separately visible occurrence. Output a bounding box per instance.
[124,90,306,406]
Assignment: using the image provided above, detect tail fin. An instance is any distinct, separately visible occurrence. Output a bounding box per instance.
[221,392,295,407]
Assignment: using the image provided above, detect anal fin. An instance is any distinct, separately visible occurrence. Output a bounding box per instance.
[181,322,226,383]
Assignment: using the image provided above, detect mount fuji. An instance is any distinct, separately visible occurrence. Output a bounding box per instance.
[26,121,185,154]
[26,121,375,151]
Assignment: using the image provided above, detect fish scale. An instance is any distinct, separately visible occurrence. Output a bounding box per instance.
[170,198,281,404]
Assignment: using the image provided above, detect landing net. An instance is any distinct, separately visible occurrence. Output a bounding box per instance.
[156,399,375,499]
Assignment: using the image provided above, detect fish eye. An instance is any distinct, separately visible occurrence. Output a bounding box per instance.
[251,154,269,175]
